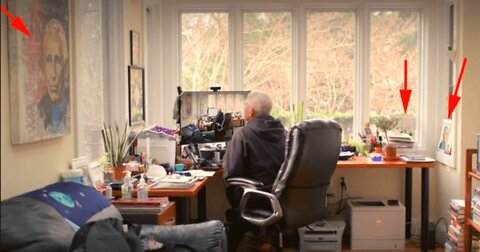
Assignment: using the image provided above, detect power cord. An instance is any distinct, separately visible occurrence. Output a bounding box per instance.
[335,177,350,214]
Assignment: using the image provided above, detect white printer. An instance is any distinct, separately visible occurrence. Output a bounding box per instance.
[298,215,346,252]
[347,199,405,250]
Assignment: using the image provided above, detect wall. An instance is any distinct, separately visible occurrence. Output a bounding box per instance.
[435,0,480,241]
[1,0,75,200]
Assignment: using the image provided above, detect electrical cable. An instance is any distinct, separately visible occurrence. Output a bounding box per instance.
[335,182,345,214]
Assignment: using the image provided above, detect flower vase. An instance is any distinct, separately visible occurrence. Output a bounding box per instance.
[110,166,127,181]
[384,146,399,161]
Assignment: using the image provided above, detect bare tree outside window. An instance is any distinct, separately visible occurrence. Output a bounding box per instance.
[243,12,292,125]
[369,11,419,137]
[181,13,229,91]
[306,11,355,133]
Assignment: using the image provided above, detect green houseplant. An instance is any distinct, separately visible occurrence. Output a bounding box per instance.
[102,122,140,180]
[373,115,400,159]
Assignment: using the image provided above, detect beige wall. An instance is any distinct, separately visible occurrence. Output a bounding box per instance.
[435,0,480,240]
[0,0,75,200]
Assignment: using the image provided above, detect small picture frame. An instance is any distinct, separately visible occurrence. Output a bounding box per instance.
[130,30,140,66]
[436,118,455,167]
[86,161,104,187]
[128,66,145,126]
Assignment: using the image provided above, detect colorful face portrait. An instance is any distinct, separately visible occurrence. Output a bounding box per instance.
[43,19,67,104]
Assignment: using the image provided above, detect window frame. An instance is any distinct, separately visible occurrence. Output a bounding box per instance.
[170,0,433,150]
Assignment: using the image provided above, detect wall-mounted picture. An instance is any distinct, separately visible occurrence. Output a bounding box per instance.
[128,66,145,126]
[130,30,140,66]
[436,118,455,167]
[8,0,70,144]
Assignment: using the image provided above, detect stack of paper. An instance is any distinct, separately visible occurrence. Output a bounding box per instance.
[388,133,415,148]
[150,174,195,189]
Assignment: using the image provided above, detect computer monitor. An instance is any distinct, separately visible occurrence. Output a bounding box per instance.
[178,91,249,145]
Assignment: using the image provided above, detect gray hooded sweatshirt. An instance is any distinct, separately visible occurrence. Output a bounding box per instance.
[223,115,286,188]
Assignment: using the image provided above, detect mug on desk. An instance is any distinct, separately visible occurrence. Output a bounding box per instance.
[175,163,186,172]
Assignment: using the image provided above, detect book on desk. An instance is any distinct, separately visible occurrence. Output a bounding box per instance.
[112,198,176,225]
[112,197,170,212]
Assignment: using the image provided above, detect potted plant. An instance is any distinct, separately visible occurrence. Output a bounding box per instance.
[102,122,140,181]
[374,115,400,160]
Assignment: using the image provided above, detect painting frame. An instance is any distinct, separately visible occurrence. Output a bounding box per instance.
[130,30,140,66]
[8,0,71,144]
[128,65,145,126]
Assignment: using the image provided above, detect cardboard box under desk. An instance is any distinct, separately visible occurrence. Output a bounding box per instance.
[118,201,176,225]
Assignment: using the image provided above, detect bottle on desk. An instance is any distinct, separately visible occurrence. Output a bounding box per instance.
[105,183,113,199]
[121,171,133,199]
[137,174,148,200]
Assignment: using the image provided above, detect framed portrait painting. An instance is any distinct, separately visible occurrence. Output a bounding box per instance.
[8,0,71,144]
[128,66,145,126]
[130,30,140,66]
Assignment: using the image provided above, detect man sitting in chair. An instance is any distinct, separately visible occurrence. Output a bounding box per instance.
[222,91,286,250]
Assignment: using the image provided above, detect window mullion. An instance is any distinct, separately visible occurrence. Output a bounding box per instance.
[354,5,369,140]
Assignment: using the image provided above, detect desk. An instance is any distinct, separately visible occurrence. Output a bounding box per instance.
[337,156,435,252]
[113,178,210,224]
[148,178,210,224]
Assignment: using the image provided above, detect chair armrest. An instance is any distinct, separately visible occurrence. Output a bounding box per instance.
[239,188,283,227]
[225,177,264,189]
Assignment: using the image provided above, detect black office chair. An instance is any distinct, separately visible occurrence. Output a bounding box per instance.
[226,119,342,250]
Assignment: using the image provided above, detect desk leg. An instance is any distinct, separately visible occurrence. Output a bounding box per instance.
[421,168,429,252]
[405,168,412,239]
[174,197,190,224]
[198,186,206,222]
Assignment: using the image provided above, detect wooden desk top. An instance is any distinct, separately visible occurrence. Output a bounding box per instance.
[337,156,435,169]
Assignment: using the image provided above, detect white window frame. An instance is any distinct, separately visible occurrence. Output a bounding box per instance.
[165,0,437,151]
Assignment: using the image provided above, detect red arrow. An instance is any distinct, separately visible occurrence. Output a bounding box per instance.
[1,4,31,37]
[448,58,468,119]
[399,59,412,114]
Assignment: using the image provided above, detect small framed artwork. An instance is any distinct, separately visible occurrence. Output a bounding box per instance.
[128,66,145,126]
[130,30,140,66]
[436,118,455,167]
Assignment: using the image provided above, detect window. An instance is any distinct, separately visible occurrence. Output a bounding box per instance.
[306,11,355,132]
[171,3,430,144]
[181,12,229,91]
[243,12,292,124]
[369,10,420,138]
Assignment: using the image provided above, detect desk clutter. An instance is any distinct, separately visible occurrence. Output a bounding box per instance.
[339,143,434,163]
